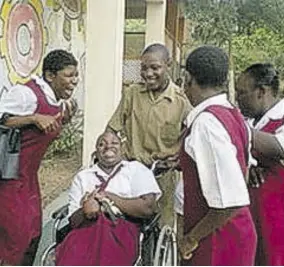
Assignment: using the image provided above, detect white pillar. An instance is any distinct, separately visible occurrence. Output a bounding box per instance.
[145,0,167,45]
[83,0,125,166]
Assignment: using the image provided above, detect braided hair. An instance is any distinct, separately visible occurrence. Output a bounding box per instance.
[243,63,280,97]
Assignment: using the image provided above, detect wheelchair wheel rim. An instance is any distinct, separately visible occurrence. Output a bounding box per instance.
[161,233,175,266]
[153,225,177,266]
[41,244,56,266]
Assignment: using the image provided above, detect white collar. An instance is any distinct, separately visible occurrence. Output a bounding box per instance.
[185,93,232,128]
[253,99,284,129]
[91,160,125,179]
[31,75,62,106]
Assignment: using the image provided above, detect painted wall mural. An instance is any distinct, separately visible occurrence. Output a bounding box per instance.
[0,0,47,84]
[46,0,86,41]
[0,0,86,109]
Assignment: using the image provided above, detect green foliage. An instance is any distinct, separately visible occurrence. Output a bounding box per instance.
[238,0,284,35]
[185,0,284,42]
[45,110,84,159]
[125,19,146,32]
[232,27,284,76]
[184,0,284,77]
[124,33,145,59]
[185,0,242,45]
[124,19,146,59]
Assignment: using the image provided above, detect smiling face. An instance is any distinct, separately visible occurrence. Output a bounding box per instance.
[95,132,122,168]
[140,52,169,91]
[46,65,79,100]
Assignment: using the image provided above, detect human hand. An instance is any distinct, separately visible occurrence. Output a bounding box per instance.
[249,166,266,188]
[82,194,100,219]
[33,112,61,134]
[62,98,78,124]
[94,191,107,202]
[80,191,92,205]
[179,235,199,260]
[165,153,180,170]
[152,153,180,176]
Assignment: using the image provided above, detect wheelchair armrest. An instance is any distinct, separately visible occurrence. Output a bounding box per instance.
[51,204,69,220]
[141,213,161,234]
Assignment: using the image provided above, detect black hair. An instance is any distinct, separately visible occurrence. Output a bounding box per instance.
[243,63,280,96]
[185,45,229,88]
[141,43,170,61]
[42,49,78,78]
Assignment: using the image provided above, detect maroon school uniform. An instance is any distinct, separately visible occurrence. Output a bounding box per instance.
[180,105,257,266]
[0,80,62,264]
[250,109,284,265]
[55,164,141,266]
[56,214,140,266]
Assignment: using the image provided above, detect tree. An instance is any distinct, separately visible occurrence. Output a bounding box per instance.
[185,0,240,46]
[238,0,284,36]
[185,0,243,101]
[184,0,284,100]
[185,0,284,44]
[232,27,284,76]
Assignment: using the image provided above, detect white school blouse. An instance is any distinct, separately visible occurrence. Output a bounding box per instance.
[69,160,162,216]
[0,75,61,118]
[174,94,251,215]
[248,99,284,146]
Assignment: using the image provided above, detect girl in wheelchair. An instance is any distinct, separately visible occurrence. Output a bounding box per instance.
[55,131,161,266]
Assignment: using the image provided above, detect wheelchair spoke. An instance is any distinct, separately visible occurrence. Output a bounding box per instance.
[41,244,56,266]
[153,225,177,266]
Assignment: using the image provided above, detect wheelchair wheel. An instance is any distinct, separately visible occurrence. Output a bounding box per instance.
[153,225,177,266]
[141,225,160,265]
[40,243,56,266]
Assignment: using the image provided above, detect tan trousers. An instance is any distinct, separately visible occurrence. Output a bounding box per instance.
[156,170,179,227]
[156,171,184,265]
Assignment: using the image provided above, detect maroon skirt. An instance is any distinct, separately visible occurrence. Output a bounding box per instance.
[56,213,140,266]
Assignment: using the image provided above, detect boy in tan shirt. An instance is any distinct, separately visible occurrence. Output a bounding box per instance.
[107,43,191,226]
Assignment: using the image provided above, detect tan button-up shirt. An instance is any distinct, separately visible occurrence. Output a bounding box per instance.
[107,81,191,166]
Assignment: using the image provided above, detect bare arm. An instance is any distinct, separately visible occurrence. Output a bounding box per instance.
[104,192,157,218]
[180,115,250,259]
[69,208,86,228]
[3,115,37,128]
[252,129,284,160]
[69,191,101,228]
[180,207,239,259]
[186,207,238,242]
[106,86,131,133]
[3,113,61,134]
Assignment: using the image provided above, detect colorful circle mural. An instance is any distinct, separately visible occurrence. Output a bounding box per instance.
[0,0,48,84]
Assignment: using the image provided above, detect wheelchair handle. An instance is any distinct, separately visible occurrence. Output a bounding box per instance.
[51,204,69,220]
[141,213,161,233]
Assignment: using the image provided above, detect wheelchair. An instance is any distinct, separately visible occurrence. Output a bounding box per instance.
[40,203,177,266]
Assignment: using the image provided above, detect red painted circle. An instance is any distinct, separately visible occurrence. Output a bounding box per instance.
[7,3,43,77]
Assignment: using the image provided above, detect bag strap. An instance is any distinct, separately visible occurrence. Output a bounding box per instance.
[95,163,123,192]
